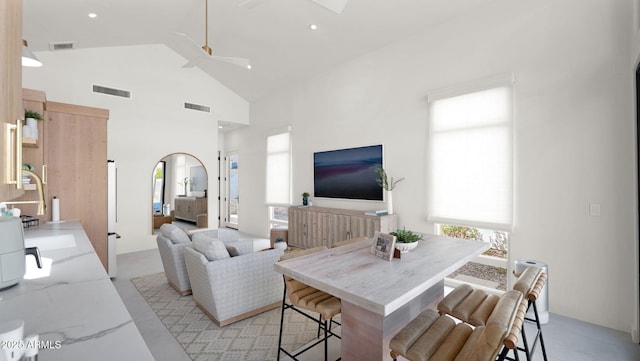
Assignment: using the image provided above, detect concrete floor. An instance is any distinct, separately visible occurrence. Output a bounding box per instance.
[113,234,640,361]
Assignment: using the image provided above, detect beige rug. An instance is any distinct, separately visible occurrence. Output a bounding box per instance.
[132,272,330,361]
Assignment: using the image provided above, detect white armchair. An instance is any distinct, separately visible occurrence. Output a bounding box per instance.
[184,234,285,327]
[156,224,194,295]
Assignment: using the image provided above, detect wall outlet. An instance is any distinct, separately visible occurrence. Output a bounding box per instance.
[589,203,601,217]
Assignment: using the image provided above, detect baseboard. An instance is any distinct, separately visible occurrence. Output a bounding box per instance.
[196,300,282,327]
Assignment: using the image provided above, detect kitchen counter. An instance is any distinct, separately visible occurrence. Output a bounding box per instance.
[0,220,154,361]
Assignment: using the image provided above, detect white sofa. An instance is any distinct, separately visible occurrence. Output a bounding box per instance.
[184,232,285,326]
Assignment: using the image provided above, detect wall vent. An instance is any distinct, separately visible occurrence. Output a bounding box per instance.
[92,84,131,99]
[184,102,211,113]
[49,41,76,51]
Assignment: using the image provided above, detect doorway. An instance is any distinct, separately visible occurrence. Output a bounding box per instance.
[227,153,239,229]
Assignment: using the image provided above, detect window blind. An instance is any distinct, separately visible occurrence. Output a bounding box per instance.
[427,84,513,231]
[266,132,291,206]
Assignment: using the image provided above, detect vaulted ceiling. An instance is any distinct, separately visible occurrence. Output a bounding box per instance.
[23,0,497,102]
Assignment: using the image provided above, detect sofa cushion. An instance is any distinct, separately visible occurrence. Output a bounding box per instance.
[193,235,230,261]
[160,224,191,244]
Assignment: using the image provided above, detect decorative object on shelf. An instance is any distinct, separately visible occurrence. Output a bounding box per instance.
[274,237,288,251]
[375,167,404,215]
[390,228,423,253]
[302,192,310,206]
[23,110,43,140]
[179,177,190,196]
[370,231,396,261]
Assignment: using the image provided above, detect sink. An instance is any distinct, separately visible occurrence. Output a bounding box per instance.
[24,234,76,251]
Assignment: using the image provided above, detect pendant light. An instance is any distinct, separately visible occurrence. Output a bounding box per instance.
[22,40,43,67]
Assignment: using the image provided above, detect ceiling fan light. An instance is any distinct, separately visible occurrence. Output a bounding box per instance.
[22,40,43,67]
[247,64,252,70]
[310,24,318,30]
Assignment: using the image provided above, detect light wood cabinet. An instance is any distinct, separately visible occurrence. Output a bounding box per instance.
[174,197,207,222]
[45,101,109,271]
[10,89,48,216]
[0,0,24,201]
[288,206,398,249]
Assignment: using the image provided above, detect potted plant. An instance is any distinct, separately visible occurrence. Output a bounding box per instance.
[302,192,310,206]
[24,110,43,121]
[375,167,404,214]
[390,228,423,253]
[274,236,288,250]
[23,110,43,140]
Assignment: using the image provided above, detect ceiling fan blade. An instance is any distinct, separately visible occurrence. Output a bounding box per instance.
[310,0,348,14]
[173,32,208,65]
[211,55,251,68]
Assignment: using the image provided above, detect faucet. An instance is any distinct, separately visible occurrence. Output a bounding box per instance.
[0,169,46,215]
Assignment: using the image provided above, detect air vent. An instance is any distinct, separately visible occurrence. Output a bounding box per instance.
[92,85,131,99]
[49,41,76,51]
[184,102,211,113]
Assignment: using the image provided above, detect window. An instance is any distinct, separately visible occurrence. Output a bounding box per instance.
[266,128,291,227]
[427,75,514,231]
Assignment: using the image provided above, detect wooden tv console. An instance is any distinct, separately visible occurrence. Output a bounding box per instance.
[288,206,398,249]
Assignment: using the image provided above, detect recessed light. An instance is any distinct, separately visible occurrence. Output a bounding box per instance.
[246,64,252,70]
[310,24,318,30]
[88,13,97,18]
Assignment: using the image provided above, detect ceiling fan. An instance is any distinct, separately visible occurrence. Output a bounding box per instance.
[175,0,251,69]
[238,0,348,15]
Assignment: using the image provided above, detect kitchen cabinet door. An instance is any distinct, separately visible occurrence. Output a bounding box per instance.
[46,101,109,271]
[0,0,24,201]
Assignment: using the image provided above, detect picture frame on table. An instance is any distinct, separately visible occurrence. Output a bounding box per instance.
[371,231,396,261]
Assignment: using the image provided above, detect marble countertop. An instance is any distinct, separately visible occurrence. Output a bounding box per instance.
[274,235,489,316]
[0,220,154,361]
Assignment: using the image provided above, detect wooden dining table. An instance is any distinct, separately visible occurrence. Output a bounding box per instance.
[274,235,489,361]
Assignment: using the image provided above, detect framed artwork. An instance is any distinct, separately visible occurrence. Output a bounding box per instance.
[371,231,396,261]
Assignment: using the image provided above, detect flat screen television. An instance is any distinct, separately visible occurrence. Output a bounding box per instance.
[313,144,383,201]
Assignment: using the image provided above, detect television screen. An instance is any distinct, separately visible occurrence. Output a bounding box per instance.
[313,144,383,201]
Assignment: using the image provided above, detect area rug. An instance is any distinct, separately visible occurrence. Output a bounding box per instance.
[132,272,331,361]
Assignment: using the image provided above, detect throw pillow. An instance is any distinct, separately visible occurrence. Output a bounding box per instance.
[160,224,191,244]
[193,236,230,261]
[226,245,240,257]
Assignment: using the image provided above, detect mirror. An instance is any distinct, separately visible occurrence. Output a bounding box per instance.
[152,153,207,233]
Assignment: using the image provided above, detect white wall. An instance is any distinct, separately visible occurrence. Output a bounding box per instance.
[23,44,249,254]
[226,0,637,333]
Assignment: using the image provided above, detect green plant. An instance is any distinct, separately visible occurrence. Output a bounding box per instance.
[440,225,483,241]
[302,192,310,198]
[24,109,43,120]
[390,228,423,243]
[275,237,285,243]
[375,167,404,191]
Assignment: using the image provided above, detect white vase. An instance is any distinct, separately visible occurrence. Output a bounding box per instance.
[386,190,393,215]
[26,118,37,128]
[274,241,288,251]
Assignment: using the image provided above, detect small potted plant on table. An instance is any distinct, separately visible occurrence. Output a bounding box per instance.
[390,228,423,253]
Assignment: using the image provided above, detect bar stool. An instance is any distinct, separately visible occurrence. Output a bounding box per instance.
[389,290,524,361]
[277,247,342,361]
[438,267,548,361]
[512,267,548,361]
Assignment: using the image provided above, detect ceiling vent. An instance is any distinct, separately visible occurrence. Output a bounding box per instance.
[184,102,211,113]
[49,41,76,51]
[92,84,131,99]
